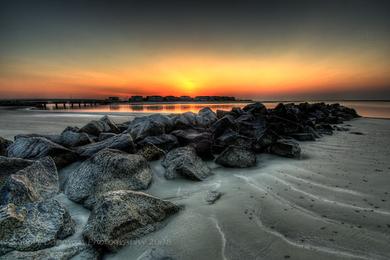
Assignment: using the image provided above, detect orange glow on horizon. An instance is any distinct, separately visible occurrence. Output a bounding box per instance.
[1,51,389,99]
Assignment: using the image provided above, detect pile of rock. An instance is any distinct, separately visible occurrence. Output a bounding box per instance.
[0,102,359,257]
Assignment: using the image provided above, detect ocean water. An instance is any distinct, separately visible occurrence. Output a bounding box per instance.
[39,101,390,119]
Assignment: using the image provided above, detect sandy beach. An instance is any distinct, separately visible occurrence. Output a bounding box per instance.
[1,108,389,259]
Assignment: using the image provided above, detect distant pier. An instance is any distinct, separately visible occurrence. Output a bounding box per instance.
[0,99,107,109]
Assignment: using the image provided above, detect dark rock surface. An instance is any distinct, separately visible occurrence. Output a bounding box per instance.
[172,107,217,129]
[76,133,136,157]
[137,134,179,151]
[127,114,173,141]
[0,157,59,206]
[0,200,75,255]
[243,102,267,116]
[0,156,35,180]
[171,129,213,159]
[162,146,212,181]
[215,146,257,168]
[136,143,165,161]
[0,137,12,157]
[60,127,93,147]
[79,115,120,137]
[98,132,117,141]
[82,190,179,250]
[14,133,63,145]
[6,137,78,167]
[65,149,152,207]
[270,139,301,158]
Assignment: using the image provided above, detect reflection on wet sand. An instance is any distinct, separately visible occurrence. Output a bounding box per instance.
[40,103,253,114]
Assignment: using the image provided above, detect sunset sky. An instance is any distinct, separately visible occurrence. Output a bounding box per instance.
[0,0,389,100]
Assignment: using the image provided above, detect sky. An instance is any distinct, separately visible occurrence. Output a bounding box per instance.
[0,0,389,100]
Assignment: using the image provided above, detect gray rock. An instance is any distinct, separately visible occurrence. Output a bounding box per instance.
[127,114,173,141]
[242,102,267,116]
[162,146,212,181]
[0,200,75,255]
[76,134,135,157]
[65,149,152,207]
[137,143,165,161]
[79,115,119,136]
[171,129,213,159]
[216,109,229,119]
[215,146,256,168]
[14,134,62,145]
[253,133,274,153]
[303,126,321,138]
[214,129,253,153]
[0,157,34,182]
[210,115,237,138]
[137,134,178,151]
[0,157,59,206]
[98,132,116,141]
[197,107,218,126]
[6,137,78,168]
[270,139,301,158]
[82,190,179,250]
[172,107,217,129]
[60,128,93,147]
[205,190,222,205]
[0,137,12,157]
[1,242,99,260]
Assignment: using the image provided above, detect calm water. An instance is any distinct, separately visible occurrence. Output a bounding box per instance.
[39,101,390,119]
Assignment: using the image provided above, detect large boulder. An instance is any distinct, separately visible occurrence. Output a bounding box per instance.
[213,129,253,153]
[0,200,75,255]
[171,129,213,159]
[234,113,267,140]
[162,146,212,181]
[173,107,217,130]
[137,134,178,151]
[242,102,267,116]
[1,242,99,260]
[14,134,62,145]
[79,116,120,136]
[0,157,59,206]
[127,114,173,141]
[98,132,116,141]
[0,137,12,157]
[65,149,152,208]
[6,137,78,167]
[0,156,34,182]
[210,115,237,138]
[136,143,165,161]
[270,139,301,158]
[76,134,136,158]
[197,107,218,126]
[60,127,93,147]
[82,190,180,251]
[215,146,257,168]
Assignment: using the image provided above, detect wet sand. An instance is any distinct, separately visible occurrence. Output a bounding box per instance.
[1,109,389,259]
